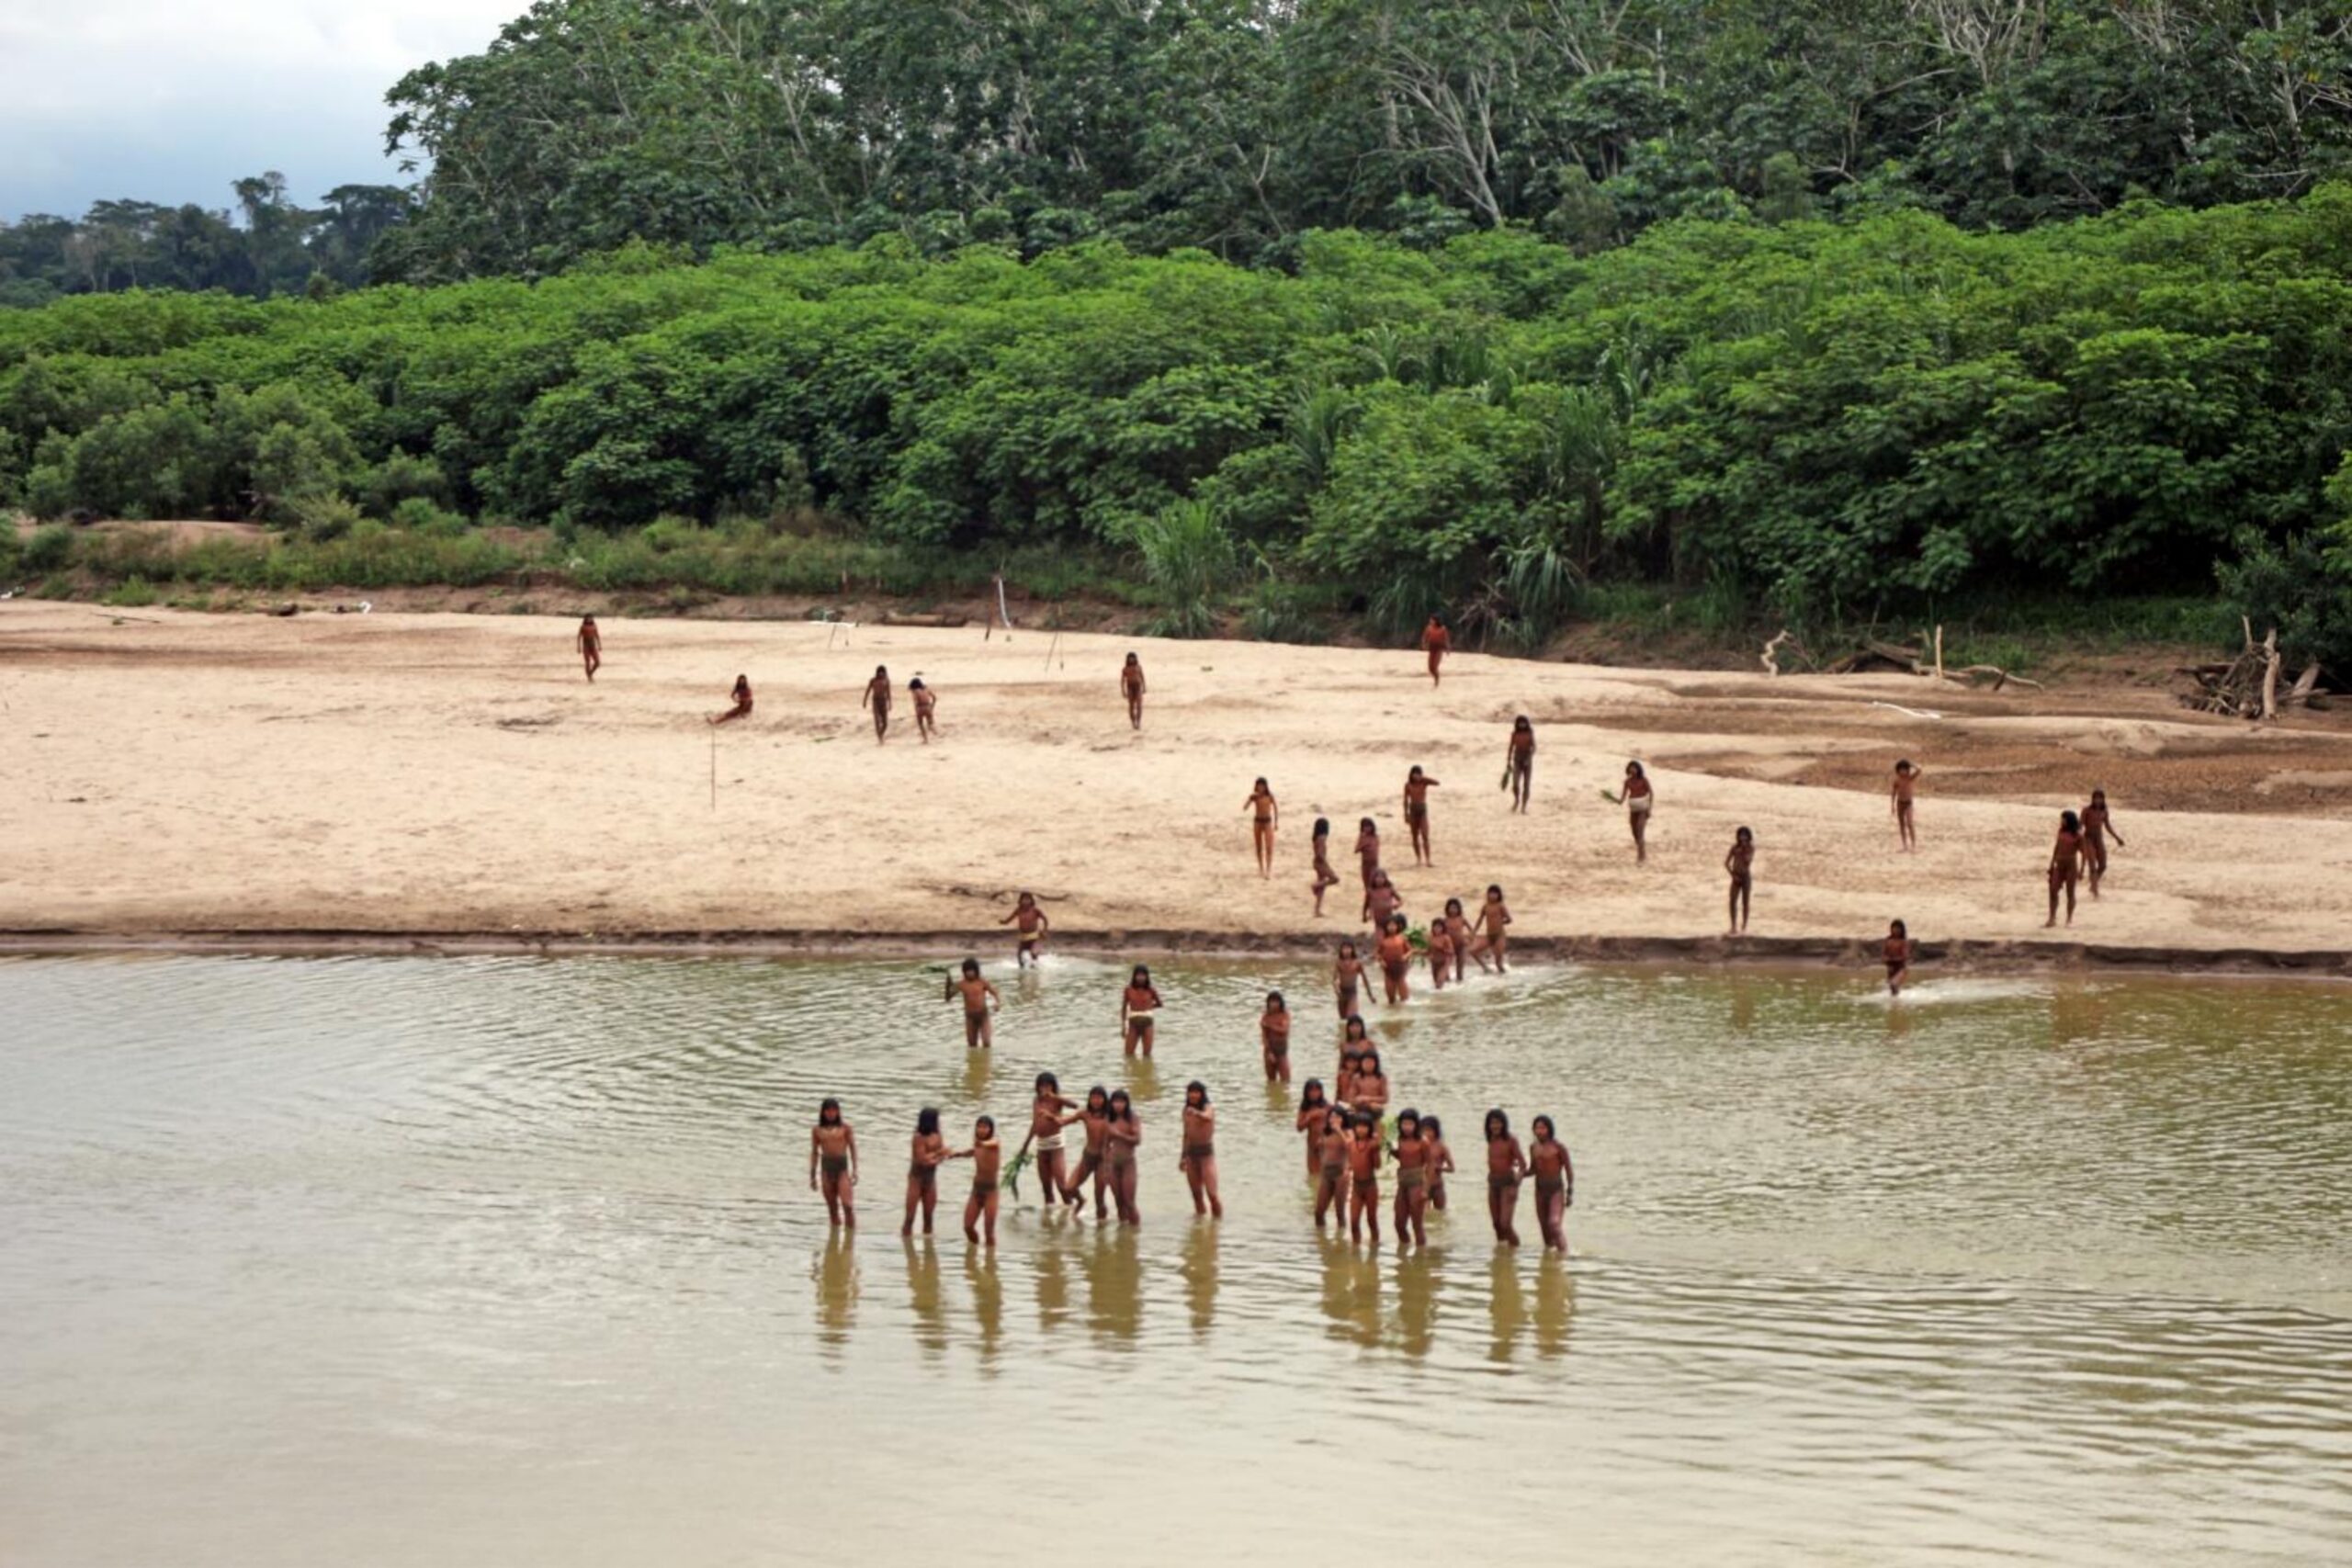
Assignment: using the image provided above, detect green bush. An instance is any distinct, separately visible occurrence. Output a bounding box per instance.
[288,492,364,542]
[24,524,74,572]
[1132,499,1238,638]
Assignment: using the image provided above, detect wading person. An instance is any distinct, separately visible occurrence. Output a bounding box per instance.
[1121,652,1146,730]
[862,664,892,742]
[576,615,601,682]
[1443,898,1473,983]
[1021,1073,1082,1213]
[1403,765,1440,866]
[1335,1014,1372,1105]
[944,957,1000,1050]
[1376,914,1413,1005]
[1349,1048,1390,1116]
[1892,761,1923,852]
[1120,965,1163,1058]
[1180,1080,1222,1219]
[1422,1115,1454,1213]
[809,1098,858,1228]
[902,1108,949,1236]
[2046,809,2086,928]
[1485,1109,1526,1247]
[1419,615,1450,685]
[1001,891,1049,966]
[1346,1111,1384,1244]
[1295,1080,1332,1178]
[1314,1107,1349,1230]
[1364,869,1403,935]
[1260,991,1292,1084]
[1392,1109,1430,1249]
[1103,1089,1143,1226]
[1725,826,1755,934]
[948,1115,1002,1247]
[1504,716,1534,812]
[2082,788,2125,897]
[1309,817,1340,917]
[1243,776,1279,877]
[1065,1086,1113,1218]
[1332,941,1366,1021]
[1426,915,1455,991]
[1470,884,1512,973]
[1528,1115,1573,1253]
[1883,919,1914,995]
[709,673,752,726]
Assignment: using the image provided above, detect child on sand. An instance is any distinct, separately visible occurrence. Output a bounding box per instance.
[1346,1112,1385,1243]
[1614,761,1654,862]
[903,1108,949,1236]
[947,1116,1002,1247]
[1103,1089,1143,1226]
[1443,898,1473,983]
[576,615,601,682]
[809,1098,858,1227]
[1243,777,1279,877]
[910,677,937,742]
[1354,818,1382,894]
[1426,917,1454,990]
[1421,1115,1454,1213]
[1485,1109,1526,1247]
[1021,1073,1082,1212]
[1296,1080,1332,1177]
[1314,1107,1350,1230]
[1065,1086,1113,1218]
[1376,914,1413,1004]
[1364,868,1403,931]
[863,665,892,742]
[1470,884,1512,973]
[1883,919,1913,995]
[1892,761,1923,852]
[1001,892,1049,966]
[2082,788,2125,897]
[1391,1109,1430,1249]
[2047,809,2086,928]
[1180,1081,1222,1218]
[944,958,1000,1050]
[1121,652,1146,730]
[1261,991,1292,1084]
[1503,716,1535,812]
[1528,1115,1574,1253]
[709,674,753,726]
[1420,615,1450,685]
[1332,941,1366,1021]
[1403,765,1441,866]
[1309,818,1341,916]
[1725,826,1755,934]
[1120,965,1164,1058]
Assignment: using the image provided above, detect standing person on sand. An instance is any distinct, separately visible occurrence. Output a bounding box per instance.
[862,665,892,742]
[1120,965,1164,1058]
[1354,818,1382,897]
[1470,884,1512,973]
[709,674,753,726]
[1260,991,1292,1084]
[1892,761,1923,852]
[1001,891,1049,966]
[1403,765,1441,866]
[1528,1115,1574,1254]
[1419,615,1450,685]
[944,957,1000,1050]
[1503,716,1535,812]
[1725,827,1755,934]
[910,677,937,742]
[576,615,602,682]
[1363,868,1403,931]
[2046,809,2086,928]
[1121,652,1147,730]
[1243,777,1279,877]
[2082,788,2125,897]
[1883,919,1914,995]
[903,1108,949,1236]
[1180,1081,1223,1218]
[1485,1110,1526,1247]
[1614,761,1655,862]
[1309,818,1341,917]
[810,1098,858,1228]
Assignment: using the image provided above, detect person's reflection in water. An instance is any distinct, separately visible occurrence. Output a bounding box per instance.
[903,1236,948,1357]
[1181,1220,1219,1337]
[1125,1059,1160,1104]
[1729,978,1759,1039]
[1032,1232,1074,1334]
[962,1049,991,1099]
[1883,998,1916,1043]
[1318,1233,1382,1350]
[966,1249,1004,1368]
[1532,1255,1576,1359]
[2049,984,2108,1049]
[813,1232,859,1358]
[1394,1247,1440,1360]
[1487,1252,1525,1365]
[1082,1227,1144,1344]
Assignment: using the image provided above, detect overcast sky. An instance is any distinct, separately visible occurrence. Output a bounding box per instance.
[1,0,521,221]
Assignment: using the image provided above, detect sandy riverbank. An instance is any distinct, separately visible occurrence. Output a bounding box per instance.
[6,603,2351,968]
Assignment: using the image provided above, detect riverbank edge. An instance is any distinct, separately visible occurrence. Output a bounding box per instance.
[3,927,2346,978]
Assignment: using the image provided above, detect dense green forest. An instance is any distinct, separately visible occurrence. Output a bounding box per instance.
[6,193,2351,667]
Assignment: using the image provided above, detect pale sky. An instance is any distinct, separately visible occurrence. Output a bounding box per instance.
[0,0,521,220]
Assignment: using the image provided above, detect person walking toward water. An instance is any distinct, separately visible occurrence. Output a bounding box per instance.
[1427,916,1454,990]
[575,615,601,682]
[1103,1089,1143,1226]
[1120,965,1163,1058]
[1883,919,1914,995]
[1376,914,1413,1005]
[1725,826,1755,934]
[862,665,892,742]
[1365,869,1403,933]
[1443,898,1473,983]
[1332,941,1366,1021]
[1309,818,1340,916]
[2047,810,2086,928]
[1421,1116,1454,1213]
[1243,777,1279,877]
[1485,1109,1526,1247]
[947,1116,1002,1247]
[910,676,937,742]
[1470,884,1512,973]
[1392,1109,1430,1249]
[1260,991,1292,1083]
[810,1098,859,1228]
[709,674,752,726]
[1528,1115,1573,1253]
[1180,1081,1222,1218]
[1612,761,1655,862]
[1001,892,1049,966]
[944,958,1000,1050]
[1403,765,1440,865]
[1420,615,1450,685]
[1503,716,1535,812]
[902,1108,949,1236]
[1892,761,1923,852]
[1354,818,1382,897]
[1121,652,1146,729]
[2082,788,2125,897]
[1295,1080,1332,1177]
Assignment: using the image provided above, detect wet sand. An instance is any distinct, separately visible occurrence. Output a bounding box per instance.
[6,603,2351,967]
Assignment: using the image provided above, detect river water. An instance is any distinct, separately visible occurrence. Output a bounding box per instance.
[2,954,2347,1565]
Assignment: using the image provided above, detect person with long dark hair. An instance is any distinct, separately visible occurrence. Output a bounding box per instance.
[1295,1079,1332,1178]
[1528,1115,1574,1253]
[1503,716,1534,812]
[1180,1081,1222,1218]
[1260,991,1292,1084]
[1120,965,1163,1058]
[1103,1089,1143,1226]
[1345,1111,1384,1244]
[1022,1072,1083,1213]
[1243,776,1279,877]
[1422,1115,1454,1213]
[2082,788,2125,897]
[810,1098,858,1228]
[903,1107,948,1236]
[949,1115,1003,1246]
[2047,809,2086,928]
[1725,826,1755,934]
[1403,765,1441,866]
[1392,1109,1430,1249]
[1485,1109,1525,1247]
[1063,1086,1113,1219]
[1336,1013,1372,1103]
[1309,818,1340,916]
[1332,940,1366,1021]
[1314,1108,1349,1230]
[1883,919,1913,995]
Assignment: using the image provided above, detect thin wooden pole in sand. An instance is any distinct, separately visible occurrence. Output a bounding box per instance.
[1045,631,1060,674]
[709,726,717,811]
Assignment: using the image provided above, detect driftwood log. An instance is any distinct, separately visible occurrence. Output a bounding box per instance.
[1820,627,2043,690]
[2176,622,2330,717]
